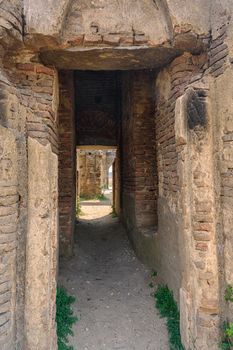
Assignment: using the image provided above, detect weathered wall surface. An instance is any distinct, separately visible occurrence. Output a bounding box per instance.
[24,0,211,49]
[58,71,76,257]
[0,126,18,350]
[0,4,24,344]
[0,50,59,349]
[120,51,223,349]
[78,150,104,198]
[15,62,59,350]
[208,0,233,334]
[0,0,23,50]
[211,67,233,332]
[77,150,116,198]
[25,138,58,350]
[121,70,157,231]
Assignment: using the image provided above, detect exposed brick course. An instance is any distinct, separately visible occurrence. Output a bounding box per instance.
[58,71,76,257]
[121,70,157,229]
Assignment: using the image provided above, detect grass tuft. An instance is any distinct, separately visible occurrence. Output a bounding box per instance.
[56,286,78,350]
[220,322,233,349]
[154,285,184,350]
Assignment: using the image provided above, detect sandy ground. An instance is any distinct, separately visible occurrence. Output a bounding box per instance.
[59,197,169,350]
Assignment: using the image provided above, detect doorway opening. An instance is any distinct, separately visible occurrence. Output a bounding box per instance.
[58,68,162,348]
[76,147,116,221]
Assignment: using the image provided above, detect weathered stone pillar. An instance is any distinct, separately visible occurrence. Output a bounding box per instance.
[0,125,18,350]
[25,138,58,350]
[209,66,233,330]
[175,88,220,349]
[13,62,59,350]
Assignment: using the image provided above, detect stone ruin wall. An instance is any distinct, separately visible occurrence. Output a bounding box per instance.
[0,0,233,349]
[121,70,157,231]
[77,150,115,198]
[0,2,59,347]
[78,150,106,198]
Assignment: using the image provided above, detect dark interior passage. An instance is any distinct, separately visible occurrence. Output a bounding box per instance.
[58,69,158,257]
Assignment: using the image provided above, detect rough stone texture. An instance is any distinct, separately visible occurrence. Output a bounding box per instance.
[24,0,211,70]
[0,126,18,350]
[40,47,182,71]
[25,138,58,350]
[209,66,233,331]
[24,0,211,50]
[0,24,59,346]
[0,0,23,50]
[175,88,220,350]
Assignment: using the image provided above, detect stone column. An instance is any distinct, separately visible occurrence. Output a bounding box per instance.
[0,126,18,350]
[14,62,59,350]
[175,88,220,350]
[25,138,58,350]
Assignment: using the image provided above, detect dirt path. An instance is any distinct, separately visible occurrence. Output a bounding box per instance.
[59,198,169,350]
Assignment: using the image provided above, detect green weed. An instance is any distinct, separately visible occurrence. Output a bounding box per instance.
[111,205,118,218]
[56,286,78,350]
[76,196,83,218]
[220,322,233,350]
[225,285,233,303]
[154,285,184,350]
[220,285,233,349]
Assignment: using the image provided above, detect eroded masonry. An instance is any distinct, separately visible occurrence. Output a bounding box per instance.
[0,1,233,349]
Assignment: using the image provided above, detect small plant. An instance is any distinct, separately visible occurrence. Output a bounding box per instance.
[148,282,154,288]
[220,322,233,349]
[225,285,233,303]
[220,285,233,349]
[76,196,83,218]
[151,271,158,278]
[111,205,118,218]
[154,285,184,350]
[56,286,78,350]
[96,193,107,201]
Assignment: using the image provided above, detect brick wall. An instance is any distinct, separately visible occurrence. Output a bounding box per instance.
[121,70,157,230]
[58,71,76,257]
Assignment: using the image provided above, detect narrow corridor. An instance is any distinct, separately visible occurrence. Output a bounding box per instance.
[59,198,169,350]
